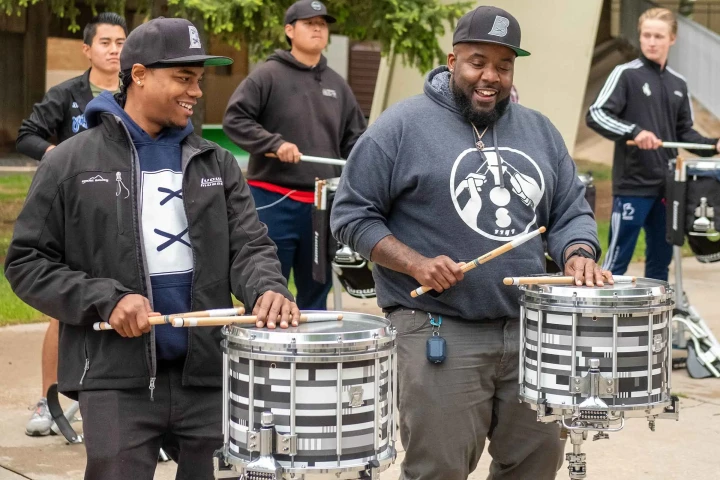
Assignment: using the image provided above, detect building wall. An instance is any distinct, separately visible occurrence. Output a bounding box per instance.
[371,0,603,155]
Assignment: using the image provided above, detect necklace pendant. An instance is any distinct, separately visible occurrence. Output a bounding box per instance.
[476,140,485,150]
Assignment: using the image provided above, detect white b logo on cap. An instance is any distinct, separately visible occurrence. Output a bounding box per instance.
[188,26,202,49]
[488,15,510,37]
[311,1,322,10]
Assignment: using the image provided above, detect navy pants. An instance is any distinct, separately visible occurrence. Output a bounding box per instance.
[602,195,673,281]
[250,186,331,309]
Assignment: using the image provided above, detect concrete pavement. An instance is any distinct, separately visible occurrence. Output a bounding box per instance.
[1,260,719,479]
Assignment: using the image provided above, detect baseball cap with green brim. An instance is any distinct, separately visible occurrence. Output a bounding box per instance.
[453,6,531,57]
[120,17,233,71]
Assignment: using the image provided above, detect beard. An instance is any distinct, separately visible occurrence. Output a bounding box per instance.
[450,76,510,127]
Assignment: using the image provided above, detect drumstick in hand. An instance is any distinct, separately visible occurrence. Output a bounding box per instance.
[410,226,546,298]
[93,307,246,331]
[503,275,636,286]
[265,152,347,166]
[170,313,343,327]
[626,140,717,151]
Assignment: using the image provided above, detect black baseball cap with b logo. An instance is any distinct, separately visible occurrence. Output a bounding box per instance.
[452,6,530,57]
[120,17,233,71]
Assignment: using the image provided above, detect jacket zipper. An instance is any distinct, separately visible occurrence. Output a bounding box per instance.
[115,172,129,234]
[79,331,90,385]
[179,147,213,376]
[116,122,157,400]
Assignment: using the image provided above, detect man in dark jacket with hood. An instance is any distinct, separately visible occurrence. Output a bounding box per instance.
[332,6,608,480]
[15,12,127,437]
[223,0,367,310]
[6,17,298,480]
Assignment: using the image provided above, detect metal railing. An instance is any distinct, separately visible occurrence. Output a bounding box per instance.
[620,0,720,120]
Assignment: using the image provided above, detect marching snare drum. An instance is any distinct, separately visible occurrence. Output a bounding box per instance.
[313,177,376,298]
[666,158,720,263]
[518,278,679,479]
[215,312,397,480]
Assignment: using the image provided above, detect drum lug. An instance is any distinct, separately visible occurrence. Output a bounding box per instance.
[213,449,241,479]
[570,359,618,398]
[656,394,681,421]
[245,412,282,480]
[275,432,297,456]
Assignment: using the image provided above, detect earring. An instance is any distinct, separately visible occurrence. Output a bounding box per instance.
[449,69,454,73]
[137,81,142,86]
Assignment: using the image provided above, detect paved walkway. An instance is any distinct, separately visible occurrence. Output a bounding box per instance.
[1,260,719,479]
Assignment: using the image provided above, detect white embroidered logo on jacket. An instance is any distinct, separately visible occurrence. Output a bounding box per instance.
[450,148,545,240]
[201,177,223,187]
[82,175,109,184]
[642,83,652,97]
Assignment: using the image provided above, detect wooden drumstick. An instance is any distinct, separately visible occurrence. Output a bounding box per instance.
[503,275,636,286]
[171,313,344,327]
[93,307,246,331]
[626,140,717,151]
[410,226,546,298]
[265,152,347,166]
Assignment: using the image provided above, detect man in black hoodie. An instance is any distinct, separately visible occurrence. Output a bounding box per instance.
[223,0,367,309]
[586,7,719,281]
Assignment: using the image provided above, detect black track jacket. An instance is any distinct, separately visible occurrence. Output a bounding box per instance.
[586,55,718,197]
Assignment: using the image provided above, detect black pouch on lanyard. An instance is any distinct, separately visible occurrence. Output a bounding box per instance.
[426,315,446,364]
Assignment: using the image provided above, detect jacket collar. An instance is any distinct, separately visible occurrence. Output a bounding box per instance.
[97,112,216,154]
[640,53,667,73]
[78,69,95,110]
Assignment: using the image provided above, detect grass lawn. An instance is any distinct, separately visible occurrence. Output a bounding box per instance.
[0,174,47,326]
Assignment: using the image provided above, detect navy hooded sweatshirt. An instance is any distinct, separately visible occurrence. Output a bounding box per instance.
[85,91,193,360]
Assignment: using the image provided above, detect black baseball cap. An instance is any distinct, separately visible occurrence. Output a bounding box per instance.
[453,6,530,57]
[120,17,233,71]
[284,0,337,25]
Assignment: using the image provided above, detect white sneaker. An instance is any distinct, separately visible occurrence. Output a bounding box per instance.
[25,398,53,436]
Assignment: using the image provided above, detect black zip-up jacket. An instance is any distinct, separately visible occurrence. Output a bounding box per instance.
[5,112,291,398]
[16,69,94,160]
[223,50,367,190]
[586,55,718,197]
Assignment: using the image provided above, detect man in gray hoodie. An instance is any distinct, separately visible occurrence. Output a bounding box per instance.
[331,6,607,480]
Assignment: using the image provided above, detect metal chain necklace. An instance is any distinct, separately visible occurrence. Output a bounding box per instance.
[471,123,489,150]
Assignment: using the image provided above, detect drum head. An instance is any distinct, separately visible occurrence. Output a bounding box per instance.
[224,311,393,354]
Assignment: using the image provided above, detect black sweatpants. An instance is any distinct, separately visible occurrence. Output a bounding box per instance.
[78,362,223,480]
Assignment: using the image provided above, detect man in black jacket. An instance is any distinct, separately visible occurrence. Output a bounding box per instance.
[6,17,298,479]
[223,0,366,310]
[15,12,128,437]
[587,7,719,281]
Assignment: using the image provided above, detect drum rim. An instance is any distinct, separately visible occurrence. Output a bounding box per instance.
[221,443,396,474]
[518,279,674,308]
[223,311,395,352]
[518,392,672,413]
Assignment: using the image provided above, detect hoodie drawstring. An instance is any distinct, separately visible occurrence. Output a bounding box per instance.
[491,126,505,188]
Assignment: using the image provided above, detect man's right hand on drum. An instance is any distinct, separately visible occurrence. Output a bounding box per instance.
[253,291,300,329]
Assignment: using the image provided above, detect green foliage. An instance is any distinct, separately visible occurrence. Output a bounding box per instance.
[3,0,472,72]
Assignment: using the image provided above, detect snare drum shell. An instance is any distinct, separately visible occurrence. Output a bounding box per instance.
[222,312,396,472]
[518,279,674,411]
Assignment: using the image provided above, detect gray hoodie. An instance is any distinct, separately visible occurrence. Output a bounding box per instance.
[330,66,599,320]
